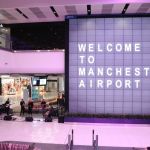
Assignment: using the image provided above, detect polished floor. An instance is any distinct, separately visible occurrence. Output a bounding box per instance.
[0,119,150,148]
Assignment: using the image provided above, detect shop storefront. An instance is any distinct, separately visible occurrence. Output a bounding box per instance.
[0,75,64,112]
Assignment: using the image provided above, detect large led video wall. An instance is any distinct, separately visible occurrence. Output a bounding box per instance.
[69,17,150,115]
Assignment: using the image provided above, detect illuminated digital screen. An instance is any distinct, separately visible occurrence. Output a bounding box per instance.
[39,79,47,85]
[32,78,38,86]
[69,17,150,114]
[32,79,37,86]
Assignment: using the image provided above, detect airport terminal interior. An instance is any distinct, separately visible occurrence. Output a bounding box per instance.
[0,0,150,150]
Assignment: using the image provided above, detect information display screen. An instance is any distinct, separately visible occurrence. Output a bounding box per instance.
[32,79,37,86]
[39,79,47,85]
[68,16,150,114]
[32,77,47,86]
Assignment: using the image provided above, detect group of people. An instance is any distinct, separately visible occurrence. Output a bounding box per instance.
[3,98,33,116]
[3,93,65,119]
[20,98,54,119]
[3,98,53,117]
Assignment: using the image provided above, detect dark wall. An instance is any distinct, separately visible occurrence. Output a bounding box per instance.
[0,78,2,95]
[5,22,66,50]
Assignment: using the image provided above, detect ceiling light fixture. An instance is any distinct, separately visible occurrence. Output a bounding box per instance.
[15,8,29,19]
[50,6,59,17]
[122,3,129,14]
[87,5,91,15]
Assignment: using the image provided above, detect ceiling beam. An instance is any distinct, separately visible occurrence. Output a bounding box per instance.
[0,0,150,9]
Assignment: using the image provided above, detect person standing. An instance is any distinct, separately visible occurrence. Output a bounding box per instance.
[28,99,33,116]
[44,104,54,121]
[41,99,46,117]
[5,98,10,116]
[57,95,61,108]
[20,99,25,116]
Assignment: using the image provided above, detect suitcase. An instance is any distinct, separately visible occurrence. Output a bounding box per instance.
[4,115,12,121]
[45,117,52,122]
[25,116,33,122]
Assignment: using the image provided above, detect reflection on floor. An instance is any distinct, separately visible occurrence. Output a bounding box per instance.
[0,117,150,149]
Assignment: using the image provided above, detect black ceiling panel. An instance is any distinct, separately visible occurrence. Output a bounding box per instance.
[5,22,66,50]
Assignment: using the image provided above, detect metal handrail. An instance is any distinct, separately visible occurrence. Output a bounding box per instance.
[67,129,74,150]
[92,130,98,150]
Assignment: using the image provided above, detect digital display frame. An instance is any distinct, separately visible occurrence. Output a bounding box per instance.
[66,14,150,115]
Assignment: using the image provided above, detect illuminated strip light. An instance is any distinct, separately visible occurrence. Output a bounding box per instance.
[122,4,129,14]
[15,8,29,19]
[87,5,91,15]
[50,6,59,17]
